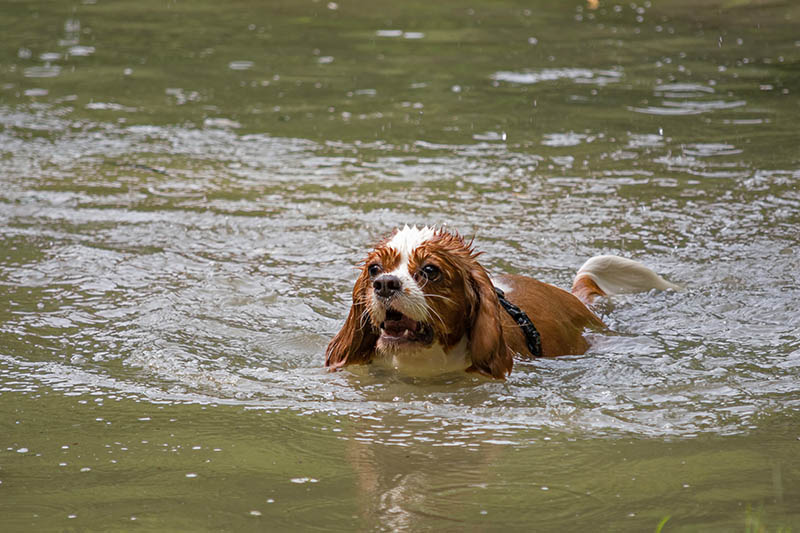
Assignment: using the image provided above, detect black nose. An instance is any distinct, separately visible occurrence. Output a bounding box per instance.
[373,275,402,298]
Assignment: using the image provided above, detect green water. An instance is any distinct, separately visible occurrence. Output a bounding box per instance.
[4,392,796,530]
[2,0,799,530]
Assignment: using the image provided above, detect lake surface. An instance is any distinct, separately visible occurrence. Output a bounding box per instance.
[1,0,799,530]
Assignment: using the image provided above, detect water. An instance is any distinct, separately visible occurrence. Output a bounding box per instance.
[2,0,799,530]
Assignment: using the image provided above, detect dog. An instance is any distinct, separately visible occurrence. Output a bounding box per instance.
[326,226,678,379]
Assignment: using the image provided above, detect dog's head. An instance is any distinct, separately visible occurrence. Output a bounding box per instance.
[326,226,512,378]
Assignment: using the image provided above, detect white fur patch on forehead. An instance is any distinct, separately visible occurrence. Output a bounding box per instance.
[386,225,436,257]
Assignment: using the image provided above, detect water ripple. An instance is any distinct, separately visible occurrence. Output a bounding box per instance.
[1,106,798,439]
[490,68,622,86]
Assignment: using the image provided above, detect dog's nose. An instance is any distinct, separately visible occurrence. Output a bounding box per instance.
[373,275,402,298]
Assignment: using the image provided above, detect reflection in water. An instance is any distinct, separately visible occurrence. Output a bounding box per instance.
[345,415,507,530]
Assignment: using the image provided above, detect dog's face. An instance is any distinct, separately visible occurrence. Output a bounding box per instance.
[326,226,513,378]
[364,226,472,354]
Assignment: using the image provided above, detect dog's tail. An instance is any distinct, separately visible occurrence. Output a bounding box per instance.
[571,255,680,305]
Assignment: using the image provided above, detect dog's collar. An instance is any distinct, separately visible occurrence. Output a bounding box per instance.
[494,287,543,357]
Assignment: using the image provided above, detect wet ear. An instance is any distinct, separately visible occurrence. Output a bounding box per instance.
[465,267,513,379]
[325,271,379,370]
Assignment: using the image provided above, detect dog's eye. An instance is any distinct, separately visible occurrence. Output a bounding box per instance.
[367,264,382,277]
[420,264,441,281]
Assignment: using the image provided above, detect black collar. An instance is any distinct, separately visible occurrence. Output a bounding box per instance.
[494,287,543,357]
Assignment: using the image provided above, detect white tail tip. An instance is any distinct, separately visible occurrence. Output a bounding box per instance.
[575,255,681,296]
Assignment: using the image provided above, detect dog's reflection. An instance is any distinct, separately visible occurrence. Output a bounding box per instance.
[340,405,505,529]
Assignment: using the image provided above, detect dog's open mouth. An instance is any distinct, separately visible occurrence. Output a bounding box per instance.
[380,309,434,344]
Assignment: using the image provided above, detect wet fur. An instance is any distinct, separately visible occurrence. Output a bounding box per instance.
[326,227,674,379]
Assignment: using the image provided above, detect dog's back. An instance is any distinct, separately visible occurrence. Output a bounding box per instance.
[496,256,679,358]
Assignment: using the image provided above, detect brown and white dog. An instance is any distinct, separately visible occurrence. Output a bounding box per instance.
[326,226,678,379]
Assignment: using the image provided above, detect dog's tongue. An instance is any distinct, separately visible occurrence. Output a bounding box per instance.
[382,314,419,337]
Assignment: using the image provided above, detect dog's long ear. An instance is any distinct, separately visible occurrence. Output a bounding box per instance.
[325,270,379,370]
[466,266,513,379]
